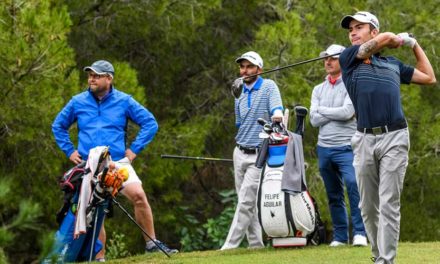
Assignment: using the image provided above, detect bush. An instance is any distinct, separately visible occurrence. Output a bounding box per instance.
[180,189,237,251]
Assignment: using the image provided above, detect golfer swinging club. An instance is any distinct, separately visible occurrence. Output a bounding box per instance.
[338,11,436,263]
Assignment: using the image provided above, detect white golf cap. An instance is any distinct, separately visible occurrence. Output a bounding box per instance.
[340,11,380,30]
[235,51,263,68]
[319,44,346,58]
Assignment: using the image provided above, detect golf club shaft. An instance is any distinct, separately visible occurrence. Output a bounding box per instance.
[161,154,233,162]
[89,208,100,262]
[112,198,171,258]
[247,52,341,78]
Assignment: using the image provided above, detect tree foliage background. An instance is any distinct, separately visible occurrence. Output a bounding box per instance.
[0,0,439,263]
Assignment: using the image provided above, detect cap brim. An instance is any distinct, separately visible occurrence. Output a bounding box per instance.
[84,66,104,74]
[83,66,113,77]
[319,51,340,58]
[235,57,245,63]
[340,15,355,29]
[235,57,260,67]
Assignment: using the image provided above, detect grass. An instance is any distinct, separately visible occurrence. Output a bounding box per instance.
[105,242,440,264]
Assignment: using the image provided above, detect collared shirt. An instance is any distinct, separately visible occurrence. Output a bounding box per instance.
[235,76,283,148]
[52,87,158,160]
[310,75,356,147]
[339,45,414,128]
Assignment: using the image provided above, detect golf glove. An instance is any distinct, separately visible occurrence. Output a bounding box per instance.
[271,109,284,123]
[231,77,243,99]
[397,32,417,48]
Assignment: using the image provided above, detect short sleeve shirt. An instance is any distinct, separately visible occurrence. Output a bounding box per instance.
[339,45,414,128]
[235,77,283,147]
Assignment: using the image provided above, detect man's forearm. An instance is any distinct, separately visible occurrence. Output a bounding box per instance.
[357,32,401,59]
[413,43,436,84]
[310,112,331,127]
[318,105,355,121]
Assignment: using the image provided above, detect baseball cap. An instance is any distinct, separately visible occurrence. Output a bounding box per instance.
[235,51,263,68]
[319,44,346,58]
[340,11,380,30]
[84,60,115,77]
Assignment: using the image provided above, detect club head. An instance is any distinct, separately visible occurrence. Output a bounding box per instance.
[231,77,244,99]
[259,132,270,139]
[270,133,284,141]
[294,105,308,117]
[257,118,268,126]
[263,124,273,134]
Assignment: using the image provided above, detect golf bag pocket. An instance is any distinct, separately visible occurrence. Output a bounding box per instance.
[286,191,316,237]
[267,144,287,167]
[60,161,87,193]
[258,168,290,237]
[258,167,316,239]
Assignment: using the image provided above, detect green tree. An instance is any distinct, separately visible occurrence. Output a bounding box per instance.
[64,0,440,252]
[0,0,80,262]
[1,0,439,260]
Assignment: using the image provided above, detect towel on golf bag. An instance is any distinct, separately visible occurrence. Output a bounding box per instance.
[281,130,306,194]
[74,146,109,237]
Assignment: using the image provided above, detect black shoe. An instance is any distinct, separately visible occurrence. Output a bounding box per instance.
[371,257,377,263]
[145,240,179,255]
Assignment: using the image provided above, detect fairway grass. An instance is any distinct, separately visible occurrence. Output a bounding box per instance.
[106,241,440,264]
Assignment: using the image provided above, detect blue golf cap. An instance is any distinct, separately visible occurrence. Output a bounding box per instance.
[84,60,114,77]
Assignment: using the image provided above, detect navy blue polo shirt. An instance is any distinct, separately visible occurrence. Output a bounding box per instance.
[339,45,414,128]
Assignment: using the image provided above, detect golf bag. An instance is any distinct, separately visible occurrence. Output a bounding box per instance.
[44,146,128,263]
[256,106,325,247]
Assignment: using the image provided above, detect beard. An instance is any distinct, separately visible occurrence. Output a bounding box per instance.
[243,75,258,85]
[89,84,109,97]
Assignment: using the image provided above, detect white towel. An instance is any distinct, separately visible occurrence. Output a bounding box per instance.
[74,146,109,237]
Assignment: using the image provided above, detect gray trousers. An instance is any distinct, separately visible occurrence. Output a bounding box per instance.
[351,128,409,264]
[221,147,264,250]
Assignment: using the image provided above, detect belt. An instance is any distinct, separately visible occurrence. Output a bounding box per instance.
[236,144,258,154]
[357,120,407,135]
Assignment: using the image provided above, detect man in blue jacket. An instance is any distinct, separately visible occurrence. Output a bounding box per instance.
[52,60,178,260]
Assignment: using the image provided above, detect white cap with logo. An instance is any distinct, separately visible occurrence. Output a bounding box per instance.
[235,51,263,68]
[319,44,346,58]
[340,11,380,30]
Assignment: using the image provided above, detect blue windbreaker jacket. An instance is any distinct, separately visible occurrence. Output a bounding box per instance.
[52,87,158,161]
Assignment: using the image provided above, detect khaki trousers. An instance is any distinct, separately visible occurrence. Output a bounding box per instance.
[221,147,264,250]
[351,128,409,264]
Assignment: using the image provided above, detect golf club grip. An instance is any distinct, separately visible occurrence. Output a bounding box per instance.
[255,138,269,169]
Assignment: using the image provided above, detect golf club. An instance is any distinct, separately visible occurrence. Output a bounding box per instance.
[112,198,171,258]
[231,52,341,98]
[161,154,233,162]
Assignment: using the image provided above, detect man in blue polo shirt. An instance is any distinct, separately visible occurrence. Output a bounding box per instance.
[52,60,178,260]
[339,12,436,263]
[221,51,283,250]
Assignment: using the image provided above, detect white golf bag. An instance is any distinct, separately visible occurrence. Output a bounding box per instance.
[256,107,322,247]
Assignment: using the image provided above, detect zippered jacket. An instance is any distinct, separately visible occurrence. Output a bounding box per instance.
[52,87,158,161]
